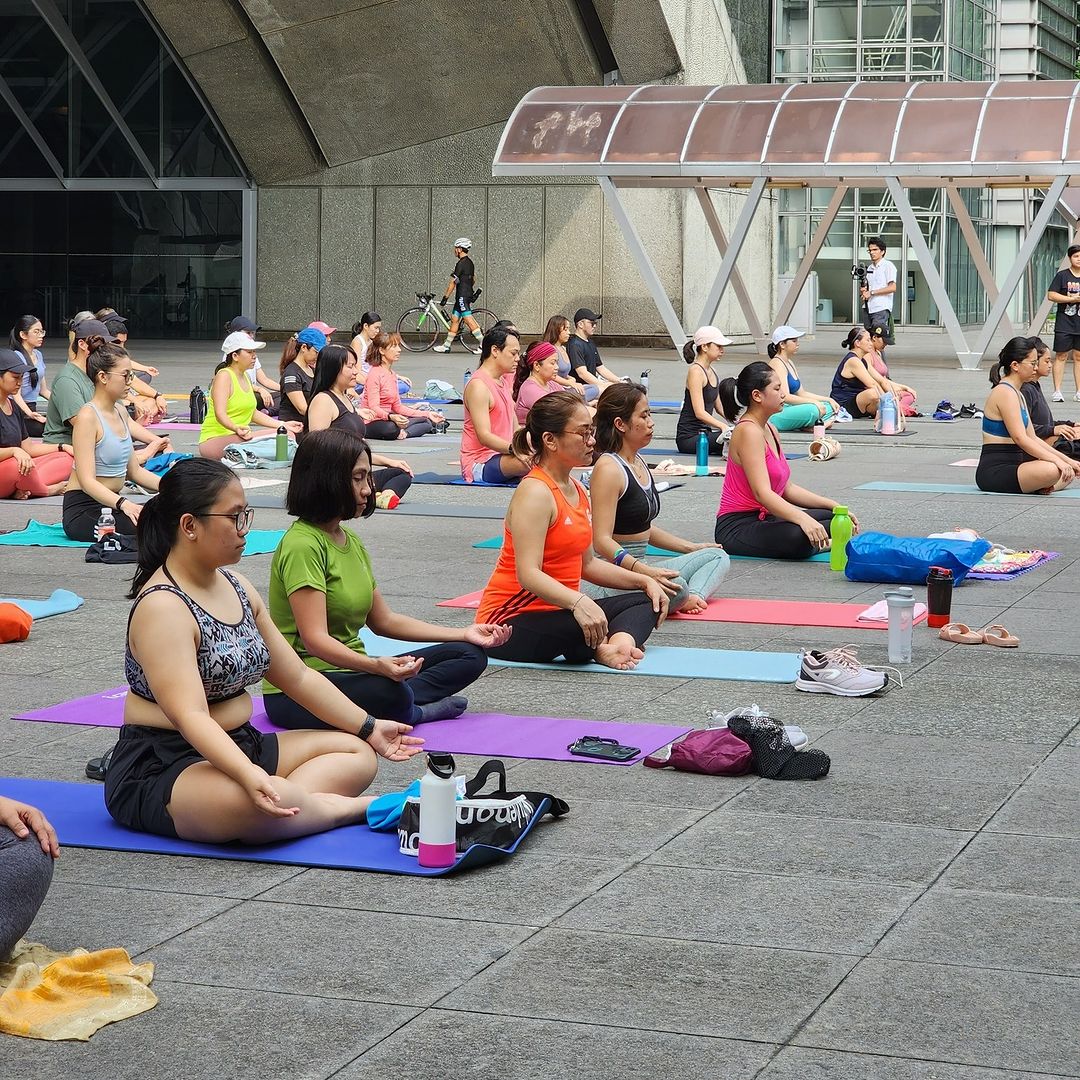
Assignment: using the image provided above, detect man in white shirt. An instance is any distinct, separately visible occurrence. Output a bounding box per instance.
[860,237,897,345]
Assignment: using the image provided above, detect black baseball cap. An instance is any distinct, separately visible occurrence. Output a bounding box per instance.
[0,348,30,375]
[573,308,601,324]
[228,315,261,333]
[73,318,120,343]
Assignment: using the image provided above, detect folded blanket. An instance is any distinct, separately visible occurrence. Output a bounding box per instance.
[856,599,928,623]
[0,940,156,1041]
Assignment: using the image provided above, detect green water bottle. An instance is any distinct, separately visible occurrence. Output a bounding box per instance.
[829,505,853,572]
[275,425,288,461]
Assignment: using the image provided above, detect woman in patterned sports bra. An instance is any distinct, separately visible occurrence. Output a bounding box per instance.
[476,393,669,670]
[103,458,423,844]
[976,337,1077,494]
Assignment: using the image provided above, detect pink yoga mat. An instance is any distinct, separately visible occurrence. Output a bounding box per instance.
[437,593,924,630]
[13,689,688,765]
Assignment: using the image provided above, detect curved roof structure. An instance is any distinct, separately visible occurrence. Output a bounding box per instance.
[493,81,1080,184]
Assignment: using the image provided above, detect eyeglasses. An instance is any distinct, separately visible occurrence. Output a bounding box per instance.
[566,426,596,440]
[197,507,255,534]
[112,370,135,384]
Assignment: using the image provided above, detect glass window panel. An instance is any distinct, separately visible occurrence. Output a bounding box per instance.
[862,44,908,73]
[70,70,145,177]
[775,0,809,45]
[0,91,58,177]
[811,47,857,73]
[910,45,943,71]
[778,188,808,212]
[778,215,806,275]
[813,0,858,43]
[812,187,854,211]
[861,0,908,42]
[162,57,241,177]
[774,47,809,75]
[911,0,944,41]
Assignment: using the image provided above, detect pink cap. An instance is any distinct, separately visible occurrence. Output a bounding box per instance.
[307,321,336,337]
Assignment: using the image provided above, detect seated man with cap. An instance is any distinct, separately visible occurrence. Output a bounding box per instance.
[228,315,281,413]
[567,308,623,392]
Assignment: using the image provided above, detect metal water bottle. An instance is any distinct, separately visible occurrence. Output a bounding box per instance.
[418,753,458,868]
[696,430,709,475]
[829,505,853,572]
[275,425,288,461]
[884,586,915,663]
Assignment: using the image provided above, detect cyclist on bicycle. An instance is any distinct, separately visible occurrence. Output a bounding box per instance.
[434,238,484,354]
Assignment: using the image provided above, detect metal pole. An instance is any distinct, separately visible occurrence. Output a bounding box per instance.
[944,184,1013,335]
[598,176,687,350]
[241,187,258,318]
[1026,196,1080,336]
[697,176,767,329]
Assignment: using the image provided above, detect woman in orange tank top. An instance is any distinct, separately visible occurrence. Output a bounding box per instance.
[476,394,668,670]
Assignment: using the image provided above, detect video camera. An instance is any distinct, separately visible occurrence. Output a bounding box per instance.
[851,263,868,285]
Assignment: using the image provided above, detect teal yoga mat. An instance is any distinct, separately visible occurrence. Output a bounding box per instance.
[0,778,549,876]
[470,535,831,563]
[360,629,800,682]
[0,520,285,556]
[0,589,83,619]
[858,481,1080,499]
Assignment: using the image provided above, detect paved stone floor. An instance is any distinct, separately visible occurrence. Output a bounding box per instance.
[1,337,1076,1078]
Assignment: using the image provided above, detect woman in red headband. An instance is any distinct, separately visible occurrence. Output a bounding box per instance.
[513,341,595,424]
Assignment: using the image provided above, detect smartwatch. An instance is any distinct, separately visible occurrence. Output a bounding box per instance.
[357,716,376,741]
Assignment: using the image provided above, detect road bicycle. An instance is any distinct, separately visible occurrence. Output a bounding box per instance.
[396,292,499,353]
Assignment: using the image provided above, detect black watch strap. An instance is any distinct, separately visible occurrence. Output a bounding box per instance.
[358,716,376,741]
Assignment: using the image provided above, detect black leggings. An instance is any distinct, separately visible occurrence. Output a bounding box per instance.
[675,429,725,457]
[714,507,833,560]
[62,488,137,542]
[263,642,487,727]
[374,467,412,499]
[487,592,659,665]
[366,418,436,440]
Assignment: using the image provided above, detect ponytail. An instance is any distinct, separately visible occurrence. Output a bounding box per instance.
[128,459,239,598]
[766,342,779,359]
[720,361,774,422]
[511,392,585,465]
[278,334,300,376]
[991,335,1036,387]
[681,341,696,364]
[718,377,740,421]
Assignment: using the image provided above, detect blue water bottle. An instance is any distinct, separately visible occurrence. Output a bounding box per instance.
[696,431,709,476]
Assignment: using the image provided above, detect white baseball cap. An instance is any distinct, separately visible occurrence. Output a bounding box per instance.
[692,326,732,348]
[221,330,266,355]
[770,325,805,346]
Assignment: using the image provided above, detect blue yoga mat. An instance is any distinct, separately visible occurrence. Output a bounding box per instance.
[0,589,83,619]
[470,535,830,563]
[410,472,517,487]
[858,481,1080,499]
[0,778,547,876]
[0,520,284,556]
[360,630,799,683]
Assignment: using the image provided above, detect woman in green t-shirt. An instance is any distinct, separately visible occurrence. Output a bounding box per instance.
[265,428,511,728]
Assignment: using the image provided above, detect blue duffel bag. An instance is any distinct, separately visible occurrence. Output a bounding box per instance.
[843,531,991,585]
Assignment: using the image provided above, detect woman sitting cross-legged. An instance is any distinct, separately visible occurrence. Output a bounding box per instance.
[198,330,302,460]
[62,342,161,541]
[362,332,445,440]
[585,383,730,614]
[675,326,732,458]
[513,340,579,423]
[714,362,858,559]
[830,326,911,420]
[306,343,414,508]
[766,325,839,431]
[0,349,72,499]
[265,428,510,729]
[104,458,423,844]
[976,336,1077,494]
[476,393,669,670]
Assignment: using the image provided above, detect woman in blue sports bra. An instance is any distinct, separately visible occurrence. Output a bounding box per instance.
[62,341,161,542]
[104,457,423,843]
[766,325,840,431]
[977,337,1078,494]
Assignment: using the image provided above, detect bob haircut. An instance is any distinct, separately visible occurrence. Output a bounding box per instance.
[286,427,375,522]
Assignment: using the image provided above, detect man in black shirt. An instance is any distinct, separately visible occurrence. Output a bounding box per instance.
[566,308,623,391]
[434,238,483,354]
[1047,244,1080,403]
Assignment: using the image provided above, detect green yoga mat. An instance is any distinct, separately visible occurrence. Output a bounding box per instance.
[471,535,831,563]
[0,520,284,556]
[858,481,1080,499]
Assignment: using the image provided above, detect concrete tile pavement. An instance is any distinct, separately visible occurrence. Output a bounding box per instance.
[0,340,1077,1077]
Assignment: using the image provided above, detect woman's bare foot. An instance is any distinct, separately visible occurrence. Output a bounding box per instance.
[594,639,645,670]
[45,481,68,496]
[397,429,407,440]
[13,489,29,500]
[680,594,707,615]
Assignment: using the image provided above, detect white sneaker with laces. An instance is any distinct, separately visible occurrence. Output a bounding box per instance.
[433,343,452,353]
[1074,391,1080,402]
[795,645,887,697]
[1052,390,1065,402]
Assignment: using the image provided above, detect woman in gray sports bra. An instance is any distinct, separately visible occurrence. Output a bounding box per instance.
[104,457,424,844]
[62,341,161,542]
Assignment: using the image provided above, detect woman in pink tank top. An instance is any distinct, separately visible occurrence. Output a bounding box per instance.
[714,362,859,560]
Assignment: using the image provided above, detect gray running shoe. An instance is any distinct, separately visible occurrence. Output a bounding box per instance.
[795,646,886,697]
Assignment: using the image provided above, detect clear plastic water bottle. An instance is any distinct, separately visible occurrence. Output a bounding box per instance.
[884,586,915,663]
[418,753,458,868]
[696,431,709,476]
[94,507,116,542]
[640,369,650,394]
[275,425,288,461]
[829,505,853,572]
[463,369,472,389]
[878,393,898,435]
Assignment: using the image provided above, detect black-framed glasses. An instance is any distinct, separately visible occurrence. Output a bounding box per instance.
[198,508,255,534]
[111,369,135,384]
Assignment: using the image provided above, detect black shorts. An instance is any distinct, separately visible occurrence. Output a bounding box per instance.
[104,721,278,838]
[975,443,1029,494]
[863,309,895,346]
[1052,331,1080,355]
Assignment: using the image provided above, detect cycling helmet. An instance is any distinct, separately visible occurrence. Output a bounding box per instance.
[453,237,473,250]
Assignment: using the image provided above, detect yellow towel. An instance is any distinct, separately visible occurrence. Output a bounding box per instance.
[0,940,157,1041]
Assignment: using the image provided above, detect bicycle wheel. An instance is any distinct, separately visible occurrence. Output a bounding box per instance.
[462,308,499,343]
[397,307,441,352]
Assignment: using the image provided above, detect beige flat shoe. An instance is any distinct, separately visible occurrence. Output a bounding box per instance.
[938,622,982,644]
[980,624,1020,647]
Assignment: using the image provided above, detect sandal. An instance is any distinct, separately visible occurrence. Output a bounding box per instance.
[938,622,983,644]
[85,746,114,782]
[980,624,1020,647]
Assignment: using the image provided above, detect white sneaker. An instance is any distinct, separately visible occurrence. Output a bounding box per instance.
[795,646,886,697]
[1052,390,1065,402]
[432,343,452,353]
[470,345,482,355]
[1073,391,1080,402]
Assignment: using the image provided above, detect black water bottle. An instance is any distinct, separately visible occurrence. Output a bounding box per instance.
[926,566,954,629]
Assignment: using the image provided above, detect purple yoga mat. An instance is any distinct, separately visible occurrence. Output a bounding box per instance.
[13,689,689,766]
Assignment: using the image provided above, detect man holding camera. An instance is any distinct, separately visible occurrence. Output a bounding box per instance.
[860,237,897,345]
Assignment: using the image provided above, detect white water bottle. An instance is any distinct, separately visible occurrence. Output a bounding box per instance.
[885,587,915,664]
[418,753,458,867]
[640,369,650,394]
